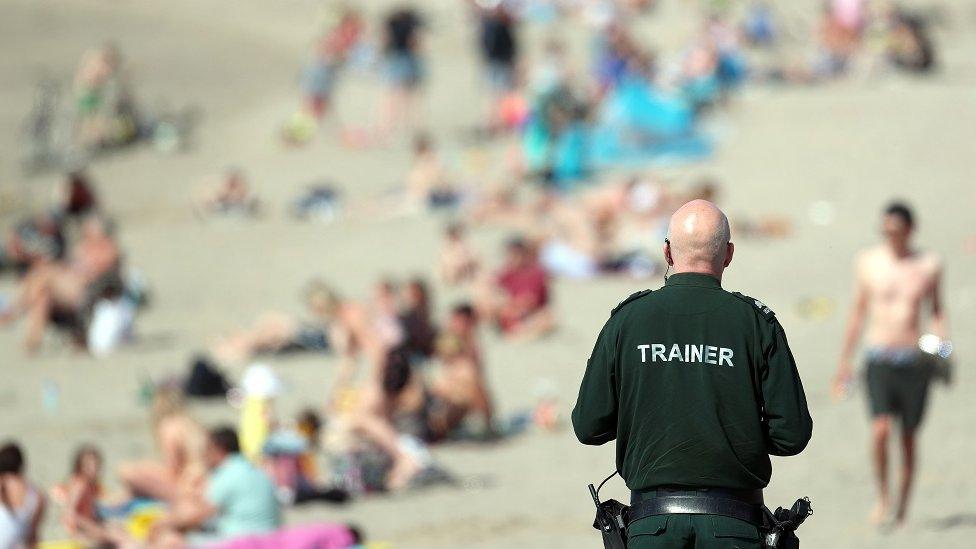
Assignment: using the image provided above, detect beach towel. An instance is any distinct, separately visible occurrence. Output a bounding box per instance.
[589,77,712,168]
[204,523,357,549]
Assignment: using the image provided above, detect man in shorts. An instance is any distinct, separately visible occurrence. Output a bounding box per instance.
[833,201,949,526]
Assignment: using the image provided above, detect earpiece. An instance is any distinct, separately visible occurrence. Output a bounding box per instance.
[663,238,672,280]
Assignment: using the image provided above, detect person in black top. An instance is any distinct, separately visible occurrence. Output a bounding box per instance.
[476,2,519,132]
[574,200,812,548]
[378,7,425,138]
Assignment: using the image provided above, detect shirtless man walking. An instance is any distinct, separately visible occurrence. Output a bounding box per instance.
[832,202,948,526]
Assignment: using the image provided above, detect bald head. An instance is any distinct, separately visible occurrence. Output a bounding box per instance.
[665,200,733,277]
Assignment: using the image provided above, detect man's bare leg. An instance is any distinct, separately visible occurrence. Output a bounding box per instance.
[894,429,917,525]
[352,412,421,490]
[24,290,53,353]
[505,308,555,342]
[352,386,422,490]
[870,416,892,525]
[118,461,179,503]
[212,313,297,365]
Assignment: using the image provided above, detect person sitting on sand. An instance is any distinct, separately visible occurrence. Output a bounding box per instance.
[371,279,406,352]
[0,212,66,277]
[53,444,114,544]
[0,442,46,549]
[193,168,260,219]
[405,133,460,211]
[351,303,495,489]
[0,214,120,353]
[477,236,554,340]
[260,409,350,505]
[398,278,437,361]
[437,222,481,286]
[152,427,280,546]
[119,389,208,506]
[57,171,99,220]
[886,10,935,74]
[73,43,136,149]
[420,303,494,438]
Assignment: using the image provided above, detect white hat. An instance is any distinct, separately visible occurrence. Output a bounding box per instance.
[241,363,283,398]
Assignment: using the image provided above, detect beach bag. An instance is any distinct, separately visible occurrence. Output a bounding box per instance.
[184,356,231,398]
[86,297,135,356]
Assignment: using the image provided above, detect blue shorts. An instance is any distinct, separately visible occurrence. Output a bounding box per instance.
[385,53,424,88]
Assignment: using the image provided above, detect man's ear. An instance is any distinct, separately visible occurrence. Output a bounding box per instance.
[663,242,673,266]
[723,242,734,267]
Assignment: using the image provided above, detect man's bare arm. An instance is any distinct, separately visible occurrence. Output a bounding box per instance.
[929,260,948,339]
[833,258,869,396]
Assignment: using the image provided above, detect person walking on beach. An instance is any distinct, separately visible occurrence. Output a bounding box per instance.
[573,200,812,548]
[832,201,948,526]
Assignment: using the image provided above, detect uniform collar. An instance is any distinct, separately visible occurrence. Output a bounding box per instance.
[664,272,722,288]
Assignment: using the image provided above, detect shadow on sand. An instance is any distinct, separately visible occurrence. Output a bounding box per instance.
[926,514,976,531]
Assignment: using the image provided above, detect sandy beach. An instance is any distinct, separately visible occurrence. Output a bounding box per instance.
[1,0,975,547]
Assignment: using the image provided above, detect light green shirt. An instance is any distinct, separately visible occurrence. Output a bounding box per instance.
[206,454,281,538]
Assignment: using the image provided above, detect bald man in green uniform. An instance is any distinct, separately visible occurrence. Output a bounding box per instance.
[573,200,812,548]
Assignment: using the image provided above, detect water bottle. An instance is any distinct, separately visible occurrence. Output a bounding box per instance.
[42,379,60,414]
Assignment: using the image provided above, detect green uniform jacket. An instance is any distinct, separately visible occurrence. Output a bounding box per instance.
[572,273,813,491]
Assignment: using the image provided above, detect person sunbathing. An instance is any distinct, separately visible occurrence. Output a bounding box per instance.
[416,303,494,440]
[0,443,46,549]
[193,169,260,219]
[150,427,280,547]
[477,236,554,340]
[404,133,459,211]
[0,212,66,276]
[118,389,208,506]
[74,43,124,148]
[398,278,437,361]
[438,222,481,286]
[350,304,495,490]
[52,444,117,544]
[210,280,343,365]
[0,214,120,353]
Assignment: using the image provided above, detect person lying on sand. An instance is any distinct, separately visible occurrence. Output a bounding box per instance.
[210,280,342,365]
[0,214,120,353]
[193,168,260,219]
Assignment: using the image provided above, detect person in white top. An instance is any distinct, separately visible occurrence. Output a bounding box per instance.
[0,443,45,549]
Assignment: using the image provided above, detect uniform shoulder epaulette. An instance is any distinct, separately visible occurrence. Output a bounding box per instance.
[610,289,653,317]
[731,291,777,322]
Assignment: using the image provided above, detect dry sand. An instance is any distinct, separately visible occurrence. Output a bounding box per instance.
[1,0,975,547]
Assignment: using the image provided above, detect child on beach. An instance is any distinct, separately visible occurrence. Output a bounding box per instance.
[54,445,108,543]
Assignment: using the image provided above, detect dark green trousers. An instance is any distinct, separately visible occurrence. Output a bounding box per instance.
[627,514,763,549]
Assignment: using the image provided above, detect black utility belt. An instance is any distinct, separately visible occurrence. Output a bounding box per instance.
[627,491,764,527]
[589,473,812,549]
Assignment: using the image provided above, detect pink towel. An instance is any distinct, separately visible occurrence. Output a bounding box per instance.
[209,523,356,549]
